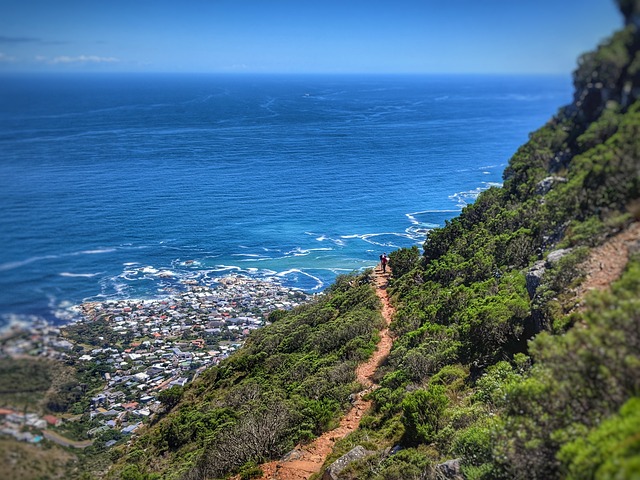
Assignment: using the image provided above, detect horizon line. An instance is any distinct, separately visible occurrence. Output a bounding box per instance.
[0,70,573,77]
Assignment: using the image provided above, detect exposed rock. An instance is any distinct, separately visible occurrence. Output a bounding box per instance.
[549,150,572,173]
[435,458,463,479]
[322,445,371,480]
[526,260,546,299]
[525,249,574,299]
[546,248,573,265]
[627,238,640,256]
[280,448,303,462]
[535,176,567,195]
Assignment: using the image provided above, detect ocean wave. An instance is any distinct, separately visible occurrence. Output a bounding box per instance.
[357,232,412,248]
[449,182,502,207]
[0,255,57,272]
[406,209,459,225]
[285,247,310,257]
[79,248,117,255]
[0,247,120,272]
[59,272,102,278]
[307,232,346,246]
[210,265,242,273]
[276,268,324,291]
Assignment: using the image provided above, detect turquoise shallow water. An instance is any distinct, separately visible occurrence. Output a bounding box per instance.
[0,73,571,326]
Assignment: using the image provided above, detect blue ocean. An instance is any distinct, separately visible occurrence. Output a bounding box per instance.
[0,74,571,327]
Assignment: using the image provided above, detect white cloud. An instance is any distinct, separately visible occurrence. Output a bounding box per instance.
[49,55,119,64]
[0,52,16,62]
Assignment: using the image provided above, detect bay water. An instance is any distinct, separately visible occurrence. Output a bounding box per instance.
[0,73,571,327]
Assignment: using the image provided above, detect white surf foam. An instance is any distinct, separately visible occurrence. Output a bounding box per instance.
[0,255,57,272]
[79,248,117,255]
[276,268,324,291]
[59,272,102,278]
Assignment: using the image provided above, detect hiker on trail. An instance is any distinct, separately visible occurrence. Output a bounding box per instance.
[380,253,388,273]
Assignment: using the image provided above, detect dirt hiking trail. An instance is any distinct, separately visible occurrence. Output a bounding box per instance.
[576,221,640,298]
[251,267,395,480]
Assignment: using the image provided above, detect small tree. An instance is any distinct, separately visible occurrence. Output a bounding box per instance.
[158,385,184,409]
[389,245,421,278]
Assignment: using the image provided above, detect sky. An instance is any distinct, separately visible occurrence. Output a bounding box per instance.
[0,0,623,75]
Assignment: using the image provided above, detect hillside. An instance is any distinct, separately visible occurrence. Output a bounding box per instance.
[108,2,640,479]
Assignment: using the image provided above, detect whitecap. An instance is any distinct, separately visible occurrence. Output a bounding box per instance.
[276,269,324,291]
[313,236,346,246]
[59,272,102,278]
[327,268,353,274]
[355,232,414,248]
[0,254,60,272]
[285,247,310,257]
[79,248,117,255]
[406,209,459,226]
[210,265,242,272]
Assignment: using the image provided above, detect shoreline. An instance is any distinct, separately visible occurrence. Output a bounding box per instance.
[0,272,312,336]
[0,273,312,449]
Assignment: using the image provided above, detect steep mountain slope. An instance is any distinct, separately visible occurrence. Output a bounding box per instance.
[108,272,385,480]
[109,2,640,479]
[325,1,640,478]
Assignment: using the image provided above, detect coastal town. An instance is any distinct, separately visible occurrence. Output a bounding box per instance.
[0,275,309,450]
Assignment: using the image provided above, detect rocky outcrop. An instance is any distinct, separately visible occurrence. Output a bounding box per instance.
[535,176,567,195]
[435,458,463,479]
[546,248,573,265]
[525,248,574,299]
[322,446,371,480]
[526,260,547,299]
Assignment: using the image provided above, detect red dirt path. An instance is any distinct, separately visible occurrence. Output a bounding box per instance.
[241,224,640,479]
[576,221,640,297]
[250,267,395,480]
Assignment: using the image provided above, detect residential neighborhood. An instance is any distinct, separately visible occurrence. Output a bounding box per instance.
[0,275,309,448]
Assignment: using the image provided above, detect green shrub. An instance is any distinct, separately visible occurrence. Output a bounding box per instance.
[558,397,640,479]
[401,385,449,445]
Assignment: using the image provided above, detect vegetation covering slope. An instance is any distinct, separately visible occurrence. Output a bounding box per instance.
[323,2,640,478]
[109,273,383,479]
[111,2,640,479]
